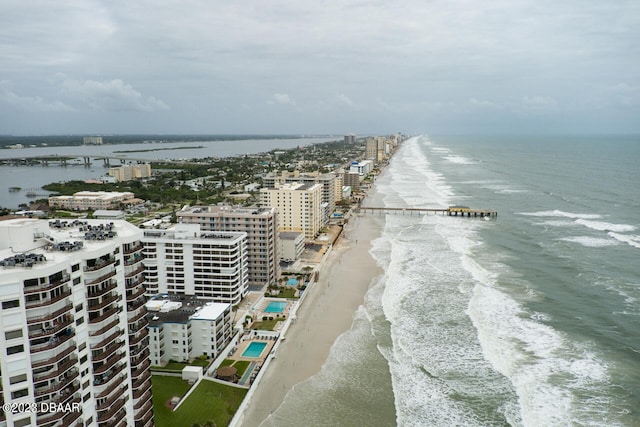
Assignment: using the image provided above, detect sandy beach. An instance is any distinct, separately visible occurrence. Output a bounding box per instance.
[237,213,384,427]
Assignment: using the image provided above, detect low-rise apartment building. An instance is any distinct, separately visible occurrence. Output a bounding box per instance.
[146,296,233,366]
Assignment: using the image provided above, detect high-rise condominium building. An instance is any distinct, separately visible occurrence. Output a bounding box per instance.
[0,218,153,427]
[177,206,279,289]
[260,182,322,240]
[262,171,336,225]
[141,224,248,304]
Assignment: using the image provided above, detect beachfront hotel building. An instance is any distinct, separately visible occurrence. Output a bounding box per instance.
[141,224,248,304]
[177,205,279,290]
[260,182,323,240]
[0,218,153,427]
[145,296,233,366]
[262,171,336,225]
[108,164,152,182]
[349,160,373,176]
[48,191,141,211]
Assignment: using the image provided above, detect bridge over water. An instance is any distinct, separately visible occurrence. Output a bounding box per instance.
[0,154,201,167]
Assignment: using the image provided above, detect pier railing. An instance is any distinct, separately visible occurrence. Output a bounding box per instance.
[356,206,497,218]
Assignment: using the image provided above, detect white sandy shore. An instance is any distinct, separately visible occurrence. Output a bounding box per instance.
[237,213,383,427]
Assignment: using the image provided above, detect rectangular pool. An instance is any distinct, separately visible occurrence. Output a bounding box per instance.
[264,301,288,313]
[241,341,267,358]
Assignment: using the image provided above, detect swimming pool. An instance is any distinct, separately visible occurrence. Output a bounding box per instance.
[264,301,288,313]
[241,341,267,358]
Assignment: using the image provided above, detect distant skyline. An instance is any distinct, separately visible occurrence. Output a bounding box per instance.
[1,1,638,136]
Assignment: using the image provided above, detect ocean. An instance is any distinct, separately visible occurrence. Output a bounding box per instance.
[266,135,640,426]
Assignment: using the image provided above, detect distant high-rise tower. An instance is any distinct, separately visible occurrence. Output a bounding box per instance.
[83,136,103,145]
[344,134,356,144]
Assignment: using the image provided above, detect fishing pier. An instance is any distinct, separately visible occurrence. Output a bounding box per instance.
[356,205,497,218]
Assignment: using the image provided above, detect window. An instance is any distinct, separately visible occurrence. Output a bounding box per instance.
[10,373,27,385]
[2,299,20,309]
[72,263,80,272]
[76,317,85,326]
[11,388,28,399]
[80,355,88,364]
[7,344,24,355]
[79,342,86,352]
[15,418,31,427]
[73,277,81,286]
[75,303,83,312]
[5,329,23,340]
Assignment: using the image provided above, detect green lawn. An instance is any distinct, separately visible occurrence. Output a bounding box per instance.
[152,376,248,427]
[251,319,279,330]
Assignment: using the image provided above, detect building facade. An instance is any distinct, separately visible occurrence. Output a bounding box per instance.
[262,171,336,225]
[260,182,322,240]
[48,191,138,211]
[177,206,279,289]
[146,296,233,366]
[108,164,152,182]
[0,218,153,427]
[141,224,248,304]
[278,232,305,262]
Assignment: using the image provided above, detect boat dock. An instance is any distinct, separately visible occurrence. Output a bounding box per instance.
[356,205,497,218]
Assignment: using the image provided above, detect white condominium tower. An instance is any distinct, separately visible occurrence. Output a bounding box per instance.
[141,224,248,304]
[0,218,153,427]
[260,182,323,240]
[177,206,279,290]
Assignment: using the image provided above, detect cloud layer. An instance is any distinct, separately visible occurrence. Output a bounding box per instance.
[0,0,638,134]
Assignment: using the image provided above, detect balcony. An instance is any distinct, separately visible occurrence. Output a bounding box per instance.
[125,265,145,279]
[94,361,126,387]
[95,374,126,399]
[124,253,143,266]
[30,329,75,354]
[127,285,146,302]
[87,293,122,313]
[94,353,125,375]
[25,288,72,310]
[93,339,124,362]
[91,328,124,350]
[132,379,151,399]
[34,369,79,397]
[27,302,72,325]
[24,274,70,295]
[37,396,81,426]
[90,317,120,337]
[33,356,78,384]
[127,306,147,324]
[133,389,152,411]
[87,280,117,299]
[128,327,149,348]
[134,404,154,427]
[126,276,145,290]
[124,243,144,255]
[84,257,116,272]
[131,359,151,380]
[98,399,128,424]
[88,306,120,325]
[85,270,117,287]
[32,344,76,369]
[28,317,73,340]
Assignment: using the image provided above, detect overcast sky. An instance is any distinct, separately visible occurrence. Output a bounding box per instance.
[1,1,638,135]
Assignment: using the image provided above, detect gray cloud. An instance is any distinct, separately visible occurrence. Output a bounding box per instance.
[0,0,638,134]
[61,78,169,112]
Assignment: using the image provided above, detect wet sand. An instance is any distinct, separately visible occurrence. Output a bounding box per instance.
[237,214,383,427]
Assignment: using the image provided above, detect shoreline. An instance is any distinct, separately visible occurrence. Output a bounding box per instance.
[237,212,385,426]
